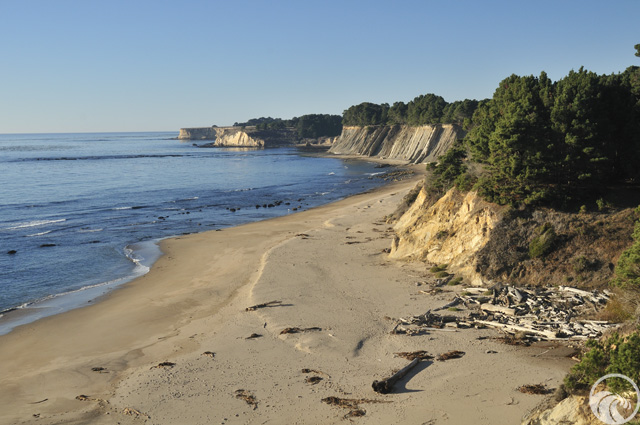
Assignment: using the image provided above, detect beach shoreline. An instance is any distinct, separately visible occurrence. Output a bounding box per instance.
[0,174,572,425]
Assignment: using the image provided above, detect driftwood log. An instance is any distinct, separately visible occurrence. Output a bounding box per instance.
[372,358,420,394]
[245,300,282,311]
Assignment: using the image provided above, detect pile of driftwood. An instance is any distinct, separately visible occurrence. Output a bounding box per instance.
[393,284,618,341]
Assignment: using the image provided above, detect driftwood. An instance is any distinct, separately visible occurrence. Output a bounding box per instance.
[150,361,175,369]
[480,303,516,316]
[245,333,262,339]
[372,358,420,394]
[394,350,433,361]
[246,300,282,311]
[280,327,322,335]
[403,284,617,342]
[202,351,215,358]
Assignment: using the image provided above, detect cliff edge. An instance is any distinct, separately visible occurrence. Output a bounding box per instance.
[178,126,298,147]
[329,124,464,164]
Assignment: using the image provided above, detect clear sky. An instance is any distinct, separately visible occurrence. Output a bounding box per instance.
[1,0,638,133]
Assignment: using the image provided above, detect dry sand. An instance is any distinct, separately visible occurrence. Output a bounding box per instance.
[0,178,573,425]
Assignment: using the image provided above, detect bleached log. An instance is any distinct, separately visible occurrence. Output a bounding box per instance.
[480,303,516,316]
[474,320,557,340]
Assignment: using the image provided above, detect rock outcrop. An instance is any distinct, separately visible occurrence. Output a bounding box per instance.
[329,124,464,164]
[390,186,504,285]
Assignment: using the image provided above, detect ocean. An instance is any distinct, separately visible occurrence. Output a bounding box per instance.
[0,132,389,334]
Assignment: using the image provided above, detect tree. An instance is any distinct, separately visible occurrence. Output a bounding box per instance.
[467,73,555,205]
[635,43,640,57]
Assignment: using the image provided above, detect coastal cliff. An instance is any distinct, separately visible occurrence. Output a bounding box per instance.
[390,183,634,288]
[329,124,464,164]
[178,127,217,140]
[390,186,503,285]
[178,126,299,147]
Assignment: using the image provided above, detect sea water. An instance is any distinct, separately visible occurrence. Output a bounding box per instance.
[0,132,390,335]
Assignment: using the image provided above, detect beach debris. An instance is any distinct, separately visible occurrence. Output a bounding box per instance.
[245,333,262,339]
[305,376,323,384]
[28,399,48,404]
[123,407,150,419]
[296,233,310,238]
[394,350,433,361]
[91,367,107,373]
[245,300,283,311]
[150,361,176,369]
[395,284,618,342]
[322,396,389,410]
[280,326,322,335]
[235,389,258,410]
[344,409,367,418]
[436,350,465,361]
[75,395,105,402]
[517,384,552,395]
[302,368,329,377]
[201,351,215,358]
[372,358,420,394]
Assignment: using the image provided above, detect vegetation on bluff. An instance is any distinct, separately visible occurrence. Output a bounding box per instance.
[341,95,480,128]
[233,114,342,139]
[429,62,640,207]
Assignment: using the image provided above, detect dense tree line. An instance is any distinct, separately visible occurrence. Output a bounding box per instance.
[434,63,640,206]
[233,114,342,139]
[342,95,480,128]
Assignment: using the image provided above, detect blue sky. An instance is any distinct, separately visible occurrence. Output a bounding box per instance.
[1,0,638,133]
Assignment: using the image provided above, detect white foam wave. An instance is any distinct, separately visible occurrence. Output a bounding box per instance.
[113,206,132,210]
[328,172,335,175]
[366,172,385,176]
[5,218,66,230]
[26,230,53,237]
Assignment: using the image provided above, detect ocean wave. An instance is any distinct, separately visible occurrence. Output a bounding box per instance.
[26,230,53,237]
[4,218,66,230]
[77,228,103,233]
[113,206,132,210]
[366,172,385,176]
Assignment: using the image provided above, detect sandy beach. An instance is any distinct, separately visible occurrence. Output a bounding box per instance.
[0,177,573,425]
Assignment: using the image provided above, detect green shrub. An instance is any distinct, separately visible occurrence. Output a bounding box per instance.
[565,332,640,393]
[447,277,463,286]
[612,208,640,289]
[435,271,450,279]
[430,264,448,273]
[528,223,556,258]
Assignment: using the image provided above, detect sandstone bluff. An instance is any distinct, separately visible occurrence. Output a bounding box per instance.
[179,123,464,164]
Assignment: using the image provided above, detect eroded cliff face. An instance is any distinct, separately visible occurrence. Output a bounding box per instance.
[390,186,503,285]
[211,127,265,147]
[178,127,217,140]
[178,126,301,147]
[329,124,463,163]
